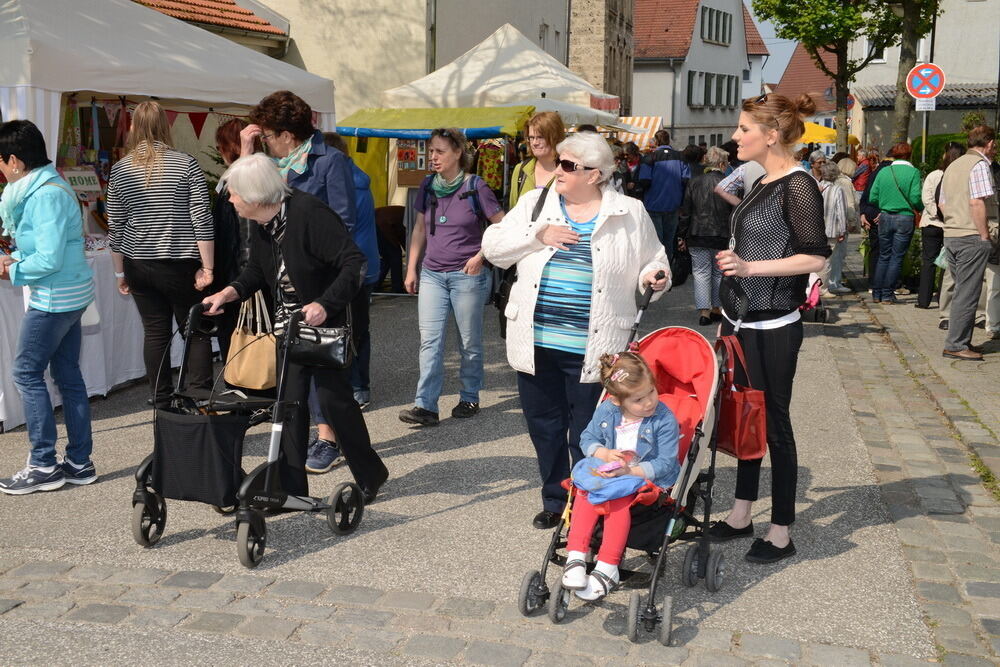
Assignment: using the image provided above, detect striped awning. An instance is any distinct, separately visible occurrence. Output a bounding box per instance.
[615,116,662,150]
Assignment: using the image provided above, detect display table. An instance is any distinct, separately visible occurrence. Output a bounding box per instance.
[0,250,149,430]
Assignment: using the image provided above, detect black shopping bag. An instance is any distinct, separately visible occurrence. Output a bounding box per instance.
[151,409,249,507]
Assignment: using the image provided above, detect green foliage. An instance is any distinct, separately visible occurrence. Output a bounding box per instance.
[962,112,986,132]
[911,132,967,173]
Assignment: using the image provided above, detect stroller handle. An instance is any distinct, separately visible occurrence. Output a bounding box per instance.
[627,270,667,347]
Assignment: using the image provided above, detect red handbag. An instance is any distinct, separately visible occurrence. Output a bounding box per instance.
[715,335,768,460]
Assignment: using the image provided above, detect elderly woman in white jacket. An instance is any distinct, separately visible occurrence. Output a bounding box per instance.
[482,132,670,529]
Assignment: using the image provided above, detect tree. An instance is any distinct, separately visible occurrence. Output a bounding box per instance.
[889,0,940,145]
[752,0,903,152]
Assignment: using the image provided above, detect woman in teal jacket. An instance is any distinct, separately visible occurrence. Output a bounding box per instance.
[0,120,97,495]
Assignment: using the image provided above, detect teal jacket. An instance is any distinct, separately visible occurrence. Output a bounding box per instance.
[869,160,923,215]
[4,165,93,309]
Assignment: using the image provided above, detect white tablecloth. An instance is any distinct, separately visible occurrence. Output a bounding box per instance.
[0,251,149,430]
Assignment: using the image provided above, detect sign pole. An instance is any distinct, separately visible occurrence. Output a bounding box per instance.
[921,111,928,165]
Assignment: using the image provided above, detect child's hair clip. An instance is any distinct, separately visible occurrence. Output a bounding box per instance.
[611,369,629,383]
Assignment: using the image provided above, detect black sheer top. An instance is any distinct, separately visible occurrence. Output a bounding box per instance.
[720,169,831,321]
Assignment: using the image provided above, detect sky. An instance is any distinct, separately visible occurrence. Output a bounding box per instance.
[744,1,798,85]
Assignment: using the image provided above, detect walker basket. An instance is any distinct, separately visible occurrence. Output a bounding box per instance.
[151,409,249,507]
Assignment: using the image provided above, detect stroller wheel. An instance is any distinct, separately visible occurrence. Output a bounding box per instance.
[326,483,365,535]
[547,578,570,624]
[236,518,266,568]
[131,494,166,547]
[658,595,674,646]
[681,543,700,587]
[626,590,642,642]
[518,570,546,616]
[706,549,726,593]
[820,308,829,323]
[212,505,237,515]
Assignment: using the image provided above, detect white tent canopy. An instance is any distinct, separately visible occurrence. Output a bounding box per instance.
[381,23,619,112]
[0,0,337,160]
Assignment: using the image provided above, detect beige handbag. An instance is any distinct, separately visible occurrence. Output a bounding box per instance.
[223,291,276,390]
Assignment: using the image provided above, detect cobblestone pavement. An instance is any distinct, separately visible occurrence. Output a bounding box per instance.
[0,245,997,665]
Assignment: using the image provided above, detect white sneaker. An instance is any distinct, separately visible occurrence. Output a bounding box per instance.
[561,551,588,590]
[575,565,619,601]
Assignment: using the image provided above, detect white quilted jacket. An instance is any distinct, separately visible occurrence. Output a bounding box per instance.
[482,187,670,383]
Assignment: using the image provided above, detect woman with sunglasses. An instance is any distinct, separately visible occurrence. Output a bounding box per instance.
[399,128,505,427]
[707,94,830,564]
[482,132,670,529]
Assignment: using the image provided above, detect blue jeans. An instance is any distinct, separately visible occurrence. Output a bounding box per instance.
[872,213,915,301]
[415,268,491,413]
[13,307,93,467]
[689,246,722,309]
[648,210,679,261]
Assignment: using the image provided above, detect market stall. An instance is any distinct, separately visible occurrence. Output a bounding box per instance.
[0,0,338,429]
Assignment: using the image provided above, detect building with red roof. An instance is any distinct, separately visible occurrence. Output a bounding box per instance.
[133,0,289,55]
[633,0,769,148]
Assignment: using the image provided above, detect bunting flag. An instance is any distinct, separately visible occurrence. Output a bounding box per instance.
[165,110,179,127]
[104,101,118,130]
[189,112,208,139]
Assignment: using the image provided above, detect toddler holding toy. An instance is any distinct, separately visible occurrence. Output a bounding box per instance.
[562,352,680,600]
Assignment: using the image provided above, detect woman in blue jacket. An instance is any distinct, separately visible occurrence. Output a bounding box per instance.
[0,120,97,495]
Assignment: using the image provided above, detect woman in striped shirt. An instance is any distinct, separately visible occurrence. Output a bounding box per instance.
[0,120,97,495]
[107,102,215,408]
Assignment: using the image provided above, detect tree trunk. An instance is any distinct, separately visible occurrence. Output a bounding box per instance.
[836,48,849,153]
[891,1,920,144]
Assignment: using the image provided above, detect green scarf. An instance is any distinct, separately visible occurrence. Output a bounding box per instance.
[274,138,313,180]
[431,170,466,198]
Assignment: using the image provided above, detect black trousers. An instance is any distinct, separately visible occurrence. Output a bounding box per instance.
[124,257,213,406]
[279,354,388,498]
[918,225,944,308]
[865,223,879,278]
[516,346,603,513]
[376,227,404,293]
[721,320,803,526]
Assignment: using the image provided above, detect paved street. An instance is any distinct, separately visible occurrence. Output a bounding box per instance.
[1,241,998,665]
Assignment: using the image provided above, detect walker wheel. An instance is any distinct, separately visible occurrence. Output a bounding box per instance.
[326,482,364,535]
[626,590,642,642]
[706,549,726,592]
[236,518,266,568]
[212,505,237,515]
[659,595,674,646]
[681,543,700,587]
[518,570,545,616]
[548,578,570,624]
[131,493,166,547]
[820,308,829,323]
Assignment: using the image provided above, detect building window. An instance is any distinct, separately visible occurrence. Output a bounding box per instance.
[715,75,725,108]
[701,7,732,45]
[698,135,705,146]
[866,39,886,63]
[687,70,697,107]
[916,36,928,62]
[742,68,751,82]
[704,73,715,106]
[688,135,696,146]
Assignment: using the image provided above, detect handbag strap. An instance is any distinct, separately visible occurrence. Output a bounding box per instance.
[716,335,753,387]
[888,164,919,217]
[253,290,272,335]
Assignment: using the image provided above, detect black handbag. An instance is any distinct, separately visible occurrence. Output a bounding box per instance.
[275,306,355,369]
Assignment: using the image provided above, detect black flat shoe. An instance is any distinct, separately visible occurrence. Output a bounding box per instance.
[745,537,796,564]
[939,319,949,330]
[533,510,561,530]
[698,315,712,326]
[706,520,754,542]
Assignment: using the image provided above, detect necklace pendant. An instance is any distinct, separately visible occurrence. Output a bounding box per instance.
[438,215,447,224]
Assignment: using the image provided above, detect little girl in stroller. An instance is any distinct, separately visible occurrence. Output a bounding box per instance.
[562,352,681,601]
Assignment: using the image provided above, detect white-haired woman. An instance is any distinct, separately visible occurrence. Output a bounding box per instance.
[482,132,670,529]
[202,154,388,503]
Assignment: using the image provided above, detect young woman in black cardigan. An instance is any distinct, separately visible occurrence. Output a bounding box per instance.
[707,94,830,564]
[202,154,388,503]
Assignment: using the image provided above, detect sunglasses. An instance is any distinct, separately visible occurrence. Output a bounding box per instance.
[753,93,768,105]
[558,158,596,172]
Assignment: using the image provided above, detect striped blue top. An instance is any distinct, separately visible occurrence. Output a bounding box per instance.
[533,198,597,354]
[29,280,95,313]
